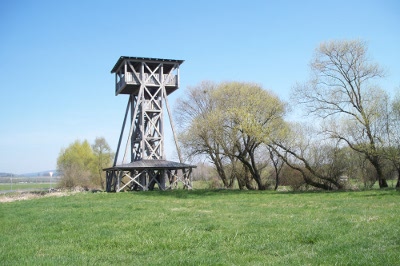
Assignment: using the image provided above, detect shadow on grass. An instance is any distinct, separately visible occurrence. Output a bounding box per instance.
[129,189,247,199]
[116,187,400,199]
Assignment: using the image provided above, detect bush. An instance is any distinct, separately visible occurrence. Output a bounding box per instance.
[208,177,222,189]
[280,166,307,191]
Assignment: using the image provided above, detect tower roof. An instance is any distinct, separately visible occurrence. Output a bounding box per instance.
[104,160,196,171]
[111,56,184,73]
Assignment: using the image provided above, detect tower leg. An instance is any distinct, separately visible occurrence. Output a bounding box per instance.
[139,172,147,191]
[159,170,166,190]
[106,170,117,192]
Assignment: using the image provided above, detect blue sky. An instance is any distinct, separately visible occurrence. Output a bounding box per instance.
[0,0,399,174]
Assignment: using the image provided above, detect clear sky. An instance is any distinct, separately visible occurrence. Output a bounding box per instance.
[0,0,399,174]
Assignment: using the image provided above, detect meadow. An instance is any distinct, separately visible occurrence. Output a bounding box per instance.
[0,189,399,265]
[0,176,58,193]
[0,182,52,191]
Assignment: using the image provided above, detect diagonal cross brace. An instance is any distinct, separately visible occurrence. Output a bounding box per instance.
[117,171,146,192]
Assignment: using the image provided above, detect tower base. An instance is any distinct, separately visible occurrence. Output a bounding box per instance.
[104,160,196,192]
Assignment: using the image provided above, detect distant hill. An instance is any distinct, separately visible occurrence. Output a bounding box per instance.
[0,170,59,177]
[19,170,59,177]
[0,172,17,177]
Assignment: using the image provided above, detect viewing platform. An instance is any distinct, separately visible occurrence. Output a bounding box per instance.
[111,56,183,96]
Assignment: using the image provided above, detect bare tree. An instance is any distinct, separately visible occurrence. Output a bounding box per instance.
[384,91,400,188]
[267,145,286,190]
[293,40,389,188]
[271,123,346,190]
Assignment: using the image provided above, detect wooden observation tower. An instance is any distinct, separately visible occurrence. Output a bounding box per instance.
[104,57,196,191]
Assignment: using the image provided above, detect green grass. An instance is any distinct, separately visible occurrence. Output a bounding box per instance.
[0,182,52,191]
[1,189,399,265]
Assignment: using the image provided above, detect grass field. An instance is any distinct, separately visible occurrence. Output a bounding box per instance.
[0,182,52,191]
[0,176,59,193]
[0,189,399,265]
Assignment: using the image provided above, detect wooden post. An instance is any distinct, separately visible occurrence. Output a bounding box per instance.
[163,86,183,163]
[113,96,131,166]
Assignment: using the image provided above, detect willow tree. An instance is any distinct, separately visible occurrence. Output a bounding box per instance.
[293,40,389,188]
[57,138,113,189]
[176,81,287,190]
[92,137,114,190]
[175,81,238,188]
[57,140,95,188]
[212,82,287,190]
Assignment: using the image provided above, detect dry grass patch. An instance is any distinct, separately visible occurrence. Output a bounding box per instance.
[0,190,83,203]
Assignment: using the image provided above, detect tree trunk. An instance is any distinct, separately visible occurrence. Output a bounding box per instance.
[228,158,239,189]
[235,144,265,190]
[252,174,267,190]
[210,152,230,188]
[274,176,279,191]
[370,156,388,188]
[243,168,256,190]
[379,177,389,188]
[237,176,246,190]
[269,149,281,191]
[396,168,400,189]
[251,167,266,190]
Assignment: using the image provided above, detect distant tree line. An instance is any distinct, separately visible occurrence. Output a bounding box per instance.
[175,40,400,190]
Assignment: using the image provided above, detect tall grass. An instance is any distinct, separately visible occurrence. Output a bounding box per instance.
[1,189,399,265]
